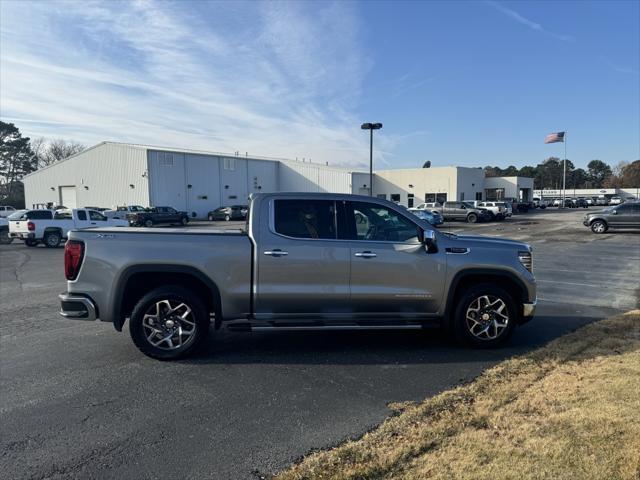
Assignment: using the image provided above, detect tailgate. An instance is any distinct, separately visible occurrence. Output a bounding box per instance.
[10,220,29,233]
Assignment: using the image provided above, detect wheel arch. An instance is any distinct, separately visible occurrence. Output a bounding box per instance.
[113,265,223,332]
[445,269,528,326]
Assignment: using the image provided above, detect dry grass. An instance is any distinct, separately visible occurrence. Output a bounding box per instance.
[276,311,640,480]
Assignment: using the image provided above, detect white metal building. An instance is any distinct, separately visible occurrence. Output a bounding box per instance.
[368,167,532,207]
[23,141,540,215]
[22,142,355,218]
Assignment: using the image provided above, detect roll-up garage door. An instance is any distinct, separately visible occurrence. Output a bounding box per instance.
[60,186,77,208]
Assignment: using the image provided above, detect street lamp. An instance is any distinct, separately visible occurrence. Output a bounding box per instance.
[361,122,382,196]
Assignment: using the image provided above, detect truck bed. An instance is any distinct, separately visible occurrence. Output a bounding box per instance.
[67,227,253,324]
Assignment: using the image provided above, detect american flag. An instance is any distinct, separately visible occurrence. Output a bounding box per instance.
[544,132,565,144]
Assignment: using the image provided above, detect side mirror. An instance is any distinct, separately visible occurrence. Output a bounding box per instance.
[421,229,438,253]
[611,210,617,215]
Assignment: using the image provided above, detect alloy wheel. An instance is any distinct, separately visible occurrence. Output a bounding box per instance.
[142,300,197,350]
[465,295,509,341]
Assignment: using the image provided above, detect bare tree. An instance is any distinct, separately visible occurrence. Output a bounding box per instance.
[34,138,86,168]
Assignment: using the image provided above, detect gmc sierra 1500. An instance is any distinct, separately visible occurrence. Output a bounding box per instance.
[60,193,536,360]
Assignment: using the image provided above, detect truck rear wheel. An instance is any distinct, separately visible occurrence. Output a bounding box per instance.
[0,229,12,244]
[453,284,516,348]
[129,285,210,360]
[44,231,61,248]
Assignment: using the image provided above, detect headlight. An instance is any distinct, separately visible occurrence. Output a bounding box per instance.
[518,251,532,272]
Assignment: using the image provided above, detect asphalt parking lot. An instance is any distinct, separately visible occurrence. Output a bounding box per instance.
[1,208,638,479]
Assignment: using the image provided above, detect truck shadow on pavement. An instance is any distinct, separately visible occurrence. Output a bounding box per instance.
[184,313,608,365]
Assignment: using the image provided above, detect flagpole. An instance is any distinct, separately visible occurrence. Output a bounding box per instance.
[562,132,567,207]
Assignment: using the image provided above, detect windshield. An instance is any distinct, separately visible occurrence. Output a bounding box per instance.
[462,202,476,208]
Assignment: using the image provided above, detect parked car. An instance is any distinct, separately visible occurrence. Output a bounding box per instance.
[476,201,507,220]
[104,205,147,220]
[574,198,589,208]
[583,201,640,233]
[594,197,609,206]
[60,192,537,360]
[9,208,128,247]
[207,205,248,221]
[552,198,563,207]
[433,201,492,223]
[609,196,623,205]
[563,199,577,208]
[532,197,548,209]
[498,201,513,217]
[408,208,444,226]
[0,217,13,244]
[413,202,442,212]
[130,206,189,227]
[0,206,17,218]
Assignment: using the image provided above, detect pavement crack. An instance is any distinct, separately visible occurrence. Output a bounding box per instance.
[12,251,30,292]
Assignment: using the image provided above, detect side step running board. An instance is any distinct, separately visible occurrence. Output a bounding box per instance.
[226,323,428,332]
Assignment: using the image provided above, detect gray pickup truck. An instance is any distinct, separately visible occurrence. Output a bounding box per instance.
[60,193,536,360]
[432,201,492,223]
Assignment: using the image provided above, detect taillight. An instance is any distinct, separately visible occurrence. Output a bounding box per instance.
[64,240,85,280]
[27,221,35,231]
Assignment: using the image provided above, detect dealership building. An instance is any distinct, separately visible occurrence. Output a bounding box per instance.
[22,141,535,217]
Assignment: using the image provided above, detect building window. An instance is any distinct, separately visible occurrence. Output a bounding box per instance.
[425,193,447,204]
[159,152,174,166]
[460,192,465,201]
[476,192,482,200]
[485,188,505,200]
[390,194,401,203]
[223,158,236,171]
[376,194,387,200]
[407,193,415,208]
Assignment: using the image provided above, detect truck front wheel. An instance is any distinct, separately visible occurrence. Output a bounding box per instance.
[453,284,516,348]
[129,286,210,360]
[144,219,154,228]
[466,213,478,223]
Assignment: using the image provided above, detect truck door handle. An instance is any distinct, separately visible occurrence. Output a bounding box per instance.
[354,251,377,258]
[264,249,288,257]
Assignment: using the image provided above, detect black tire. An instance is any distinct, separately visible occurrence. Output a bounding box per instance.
[43,231,61,248]
[0,229,12,245]
[590,220,608,234]
[208,214,214,222]
[452,283,517,348]
[224,214,230,221]
[181,217,188,226]
[129,285,210,360]
[466,213,478,223]
[144,219,154,228]
[496,214,504,221]
[24,239,38,247]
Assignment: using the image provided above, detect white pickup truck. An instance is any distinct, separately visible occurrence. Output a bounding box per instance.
[104,205,147,220]
[9,208,128,247]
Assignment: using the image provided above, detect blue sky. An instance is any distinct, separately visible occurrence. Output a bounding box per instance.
[1,0,638,170]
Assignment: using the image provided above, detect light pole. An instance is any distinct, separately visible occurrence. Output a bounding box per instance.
[361,122,382,196]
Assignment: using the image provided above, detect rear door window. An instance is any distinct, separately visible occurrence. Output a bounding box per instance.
[273,199,337,239]
[77,210,87,221]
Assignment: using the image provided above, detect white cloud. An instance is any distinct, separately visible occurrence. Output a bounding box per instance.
[0,0,378,168]
[486,1,574,42]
